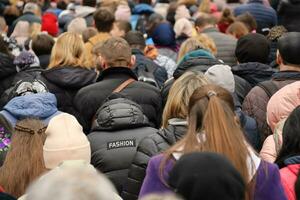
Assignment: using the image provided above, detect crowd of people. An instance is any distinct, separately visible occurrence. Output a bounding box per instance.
[0,0,299,199]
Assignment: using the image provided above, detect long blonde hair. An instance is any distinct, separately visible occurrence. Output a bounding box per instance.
[162,71,209,128]
[48,32,89,69]
[177,38,208,62]
[162,85,251,198]
[195,34,217,56]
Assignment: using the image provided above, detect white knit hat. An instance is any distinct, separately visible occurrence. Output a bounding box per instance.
[43,113,91,169]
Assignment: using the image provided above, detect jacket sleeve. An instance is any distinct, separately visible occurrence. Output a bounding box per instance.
[260,135,277,163]
[122,137,160,200]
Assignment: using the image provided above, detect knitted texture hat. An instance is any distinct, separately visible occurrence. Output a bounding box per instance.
[169,152,246,200]
[205,64,235,93]
[42,12,58,37]
[43,113,91,169]
[235,33,270,64]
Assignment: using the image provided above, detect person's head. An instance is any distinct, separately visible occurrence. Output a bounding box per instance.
[43,113,91,170]
[82,27,97,43]
[195,14,217,33]
[23,2,40,15]
[266,26,288,42]
[219,8,235,24]
[93,37,135,70]
[114,4,131,22]
[67,17,87,35]
[277,32,300,69]
[266,81,300,133]
[194,34,217,56]
[226,22,249,39]
[198,0,211,14]
[236,12,257,32]
[124,31,146,51]
[26,161,120,200]
[275,106,300,168]
[110,20,132,37]
[31,33,55,56]
[235,33,270,64]
[41,12,58,37]
[177,37,210,62]
[169,152,246,200]
[164,84,250,188]
[145,13,164,36]
[151,22,176,47]
[0,119,47,198]
[48,32,88,68]
[93,8,115,33]
[162,71,209,128]
[174,18,193,39]
[82,0,97,7]
[0,17,7,33]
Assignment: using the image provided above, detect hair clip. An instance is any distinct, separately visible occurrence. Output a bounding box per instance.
[15,125,47,135]
[207,90,217,99]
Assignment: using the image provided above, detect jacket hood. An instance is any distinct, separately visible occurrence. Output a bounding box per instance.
[173,50,221,79]
[232,62,276,87]
[93,97,150,131]
[0,53,16,79]
[133,3,154,15]
[42,66,97,88]
[75,6,96,18]
[284,156,300,175]
[2,93,58,120]
[158,118,187,145]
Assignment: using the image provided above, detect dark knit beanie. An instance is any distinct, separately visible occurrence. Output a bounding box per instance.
[278,32,300,65]
[0,193,17,200]
[235,33,270,64]
[168,152,246,200]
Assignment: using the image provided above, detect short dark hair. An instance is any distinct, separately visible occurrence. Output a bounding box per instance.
[93,8,115,32]
[124,31,146,51]
[82,27,98,43]
[31,34,55,56]
[82,0,96,7]
[236,12,257,32]
[195,14,216,28]
[116,20,132,34]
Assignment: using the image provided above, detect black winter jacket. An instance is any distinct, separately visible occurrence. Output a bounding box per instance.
[0,53,16,98]
[88,98,157,194]
[74,67,162,133]
[278,0,300,32]
[38,66,97,118]
[122,119,187,200]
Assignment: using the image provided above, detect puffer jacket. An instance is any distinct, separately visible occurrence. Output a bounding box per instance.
[122,118,187,200]
[234,0,277,33]
[0,53,16,97]
[242,71,300,147]
[88,98,157,194]
[202,27,237,66]
[38,66,97,118]
[280,156,300,200]
[232,62,276,87]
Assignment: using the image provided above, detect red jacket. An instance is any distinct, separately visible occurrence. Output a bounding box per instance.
[280,164,300,200]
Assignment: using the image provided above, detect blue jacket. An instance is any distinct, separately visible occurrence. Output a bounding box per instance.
[234,0,277,33]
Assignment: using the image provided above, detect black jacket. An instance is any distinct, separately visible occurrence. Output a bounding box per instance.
[39,66,97,118]
[0,53,16,98]
[132,49,168,88]
[74,67,162,133]
[38,54,51,69]
[278,0,300,32]
[122,119,187,200]
[88,98,157,194]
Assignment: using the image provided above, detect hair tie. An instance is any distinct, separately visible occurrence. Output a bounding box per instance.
[207,90,217,99]
[15,125,47,135]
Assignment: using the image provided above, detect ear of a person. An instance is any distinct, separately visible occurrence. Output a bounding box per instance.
[129,55,136,68]
[276,50,282,66]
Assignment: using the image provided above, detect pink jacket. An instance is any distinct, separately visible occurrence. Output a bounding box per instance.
[280,163,300,200]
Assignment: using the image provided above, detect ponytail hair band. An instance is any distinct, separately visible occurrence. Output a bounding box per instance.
[15,125,47,135]
[207,90,217,99]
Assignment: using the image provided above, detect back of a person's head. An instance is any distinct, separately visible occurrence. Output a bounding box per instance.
[236,12,257,32]
[124,30,146,51]
[82,27,97,43]
[26,161,120,200]
[226,22,249,39]
[162,71,209,128]
[82,0,97,7]
[94,37,132,67]
[151,22,176,47]
[278,32,300,67]
[31,33,55,56]
[48,32,87,68]
[0,119,46,198]
[93,8,115,32]
[168,152,246,200]
[43,113,91,170]
[67,17,87,35]
[23,2,39,14]
[235,33,270,64]
[115,20,132,34]
[219,8,235,24]
[195,14,216,28]
[266,26,287,42]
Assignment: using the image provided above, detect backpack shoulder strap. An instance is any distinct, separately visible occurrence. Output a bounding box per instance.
[113,78,135,93]
[257,81,279,98]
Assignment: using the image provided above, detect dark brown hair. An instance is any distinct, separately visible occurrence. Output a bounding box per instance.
[93,8,115,32]
[31,34,55,56]
[0,119,47,198]
[116,20,132,35]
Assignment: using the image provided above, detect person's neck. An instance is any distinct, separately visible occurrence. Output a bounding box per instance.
[280,64,300,72]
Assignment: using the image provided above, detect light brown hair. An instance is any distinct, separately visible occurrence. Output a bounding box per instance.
[162,71,209,128]
[48,32,89,68]
[226,21,249,39]
[195,34,217,55]
[0,119,47,198]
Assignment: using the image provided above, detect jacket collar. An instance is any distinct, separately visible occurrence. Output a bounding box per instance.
[202,27,219,33]
[248,0,263,3]
[131,48,144,56]
[272,71,300,81]
[284,155,300,165]
[97,67,138,81]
